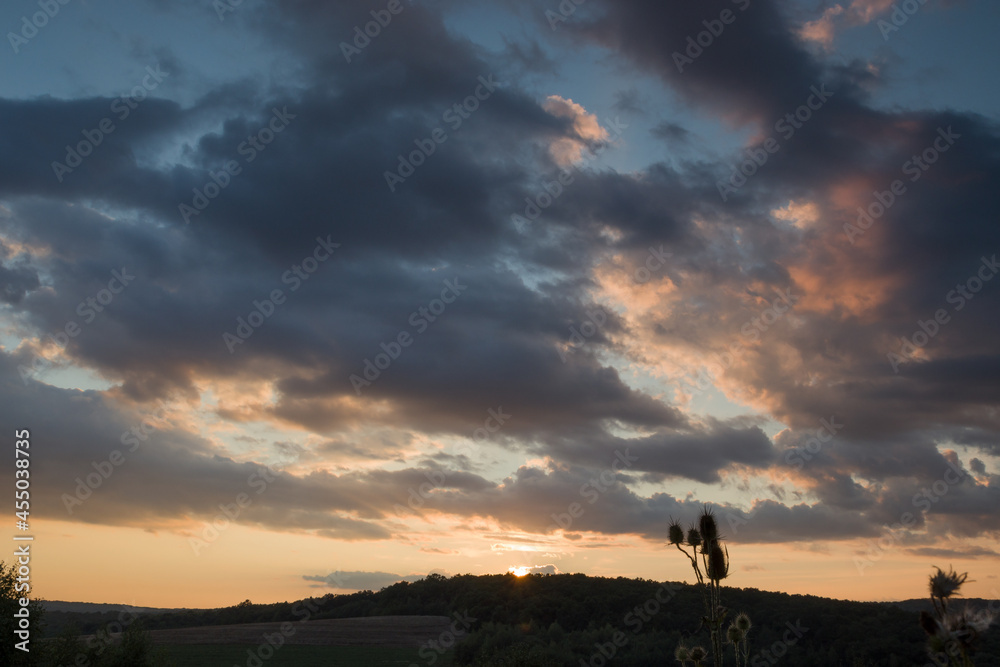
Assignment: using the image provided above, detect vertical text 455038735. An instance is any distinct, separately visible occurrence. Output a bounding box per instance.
[14,430,31,532]
[14,429,33,654]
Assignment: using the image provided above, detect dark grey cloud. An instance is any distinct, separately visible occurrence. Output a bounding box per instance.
[0,261,39,304]
[650,121,691,145]
[536,421,776,484]
[568,0,838,123]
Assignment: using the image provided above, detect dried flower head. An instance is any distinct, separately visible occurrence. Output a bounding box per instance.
[668,520,685,546]
[707,543,730,582]
[686,527,702,549]
[929,566,968,600]
[689,646,707,662]
[674,644,690,662]
[726,624,745,644]
[734,611,752,633]
[699,507,719,543]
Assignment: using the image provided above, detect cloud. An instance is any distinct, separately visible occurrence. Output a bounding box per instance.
[542,95,610,166]
[907,546,998,559]
[510,564,560,575]
[650,121,691,146]
[302,571,429,592]
[0,0,997,568]
[798,5,845,48]
[797,0,927,47]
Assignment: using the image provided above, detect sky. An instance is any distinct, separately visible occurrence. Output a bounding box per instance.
[1,0,999,609]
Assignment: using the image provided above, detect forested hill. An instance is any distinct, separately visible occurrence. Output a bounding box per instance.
[46,573,1000,666]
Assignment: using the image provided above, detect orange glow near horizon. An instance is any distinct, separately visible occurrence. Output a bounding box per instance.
[26,520,1000,609]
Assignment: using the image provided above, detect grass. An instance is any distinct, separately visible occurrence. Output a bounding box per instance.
[161,643,455,667]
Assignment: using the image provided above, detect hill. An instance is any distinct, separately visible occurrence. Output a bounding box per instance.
[46,573,1000,666]
[42,600,182,614]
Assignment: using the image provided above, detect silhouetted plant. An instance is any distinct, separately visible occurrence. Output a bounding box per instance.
[668,506,747,666]
[919,566,995,666]
[675,643,708,666]
[726,611,752,666]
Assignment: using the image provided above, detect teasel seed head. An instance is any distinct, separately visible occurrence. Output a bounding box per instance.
[668,520,685,546]
[707,542,730,582]
[686,527,702,549]
[699,506,719,543]
[734,611,752,633]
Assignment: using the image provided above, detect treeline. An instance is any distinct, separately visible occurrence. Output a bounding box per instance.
[45,573,1000,666]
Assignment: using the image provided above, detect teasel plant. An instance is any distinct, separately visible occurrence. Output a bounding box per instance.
[674,644,708,666]
[726,612,752,666]
[667,506,739,666]
[919,566,996,666]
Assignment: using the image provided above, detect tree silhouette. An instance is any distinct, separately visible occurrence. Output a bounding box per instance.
[0,560,44,666]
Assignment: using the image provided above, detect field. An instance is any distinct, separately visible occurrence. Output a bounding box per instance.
[161,644,454,667]
[146,615,457,666]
